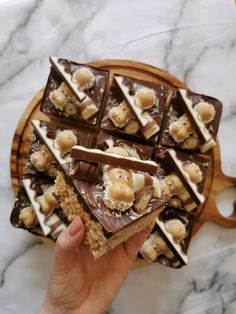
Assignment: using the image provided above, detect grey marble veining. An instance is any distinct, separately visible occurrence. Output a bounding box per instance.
[0,0,236,313]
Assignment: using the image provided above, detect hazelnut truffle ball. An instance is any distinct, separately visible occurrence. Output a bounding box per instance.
[134,88,156,110]
[50,90,66,110]
[183,162,203,184]
[169,122,189,143]
[47,165,58,177]
[195,102,215,124]
[44,186,59,208]
[106,167,133,186]
[30,151,47,171]
[54,130,77,154]
[64,102,78,117]
[39,197,52,216]
[140,240,158,262]
[108,182,135,203]
[73,67,94,90]
[41,145,54,162]
[182,136,199,150]
[152,234,168,253]
[124,121,139,134]
[61,82,74,97]
[19,206,37,227]
[109,101,131,128]
[160,180,171,196]
[166,174,184,194]
[165,219,186,241]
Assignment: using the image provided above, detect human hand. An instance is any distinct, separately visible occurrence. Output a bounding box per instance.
[38,217,151,314]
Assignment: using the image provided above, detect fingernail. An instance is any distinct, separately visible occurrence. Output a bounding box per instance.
[68,217,82,237]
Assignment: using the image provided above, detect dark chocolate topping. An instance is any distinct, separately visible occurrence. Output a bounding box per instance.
[160,89,222,152]
[157,207,195,253]
[72,177,169,235]
[41,61,109,126]
[155,146,209,193]
[101,74,171,143]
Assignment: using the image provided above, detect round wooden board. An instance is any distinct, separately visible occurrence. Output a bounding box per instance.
[10,59,236,249]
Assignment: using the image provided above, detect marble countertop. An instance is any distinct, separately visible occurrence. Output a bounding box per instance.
[0,0,236,313]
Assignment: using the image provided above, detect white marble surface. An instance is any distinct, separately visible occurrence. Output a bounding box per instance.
[0,0,236,313]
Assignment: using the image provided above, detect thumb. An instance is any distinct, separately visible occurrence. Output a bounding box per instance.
[53,216,85,272]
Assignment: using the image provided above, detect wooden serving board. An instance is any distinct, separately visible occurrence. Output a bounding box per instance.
[10,59,236,243]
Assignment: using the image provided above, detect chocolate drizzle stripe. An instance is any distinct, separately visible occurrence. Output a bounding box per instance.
[114,75,148,127]
[178,89,212,143]
[166,149,205,204]
[71,145,158,175]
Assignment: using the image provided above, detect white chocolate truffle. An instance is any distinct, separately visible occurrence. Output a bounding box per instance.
[141,233,171,262]
[54,130,77,155]
[72,67,95,90]
[140,240,158,262]
[41,145,54,162]
[165,219,186,241]
[151,234,168,253]
[44,186,59,208]
[50,90,66,111]
[103,166,134,211]
[30,151,47,171]
[103,189,134,211]
[169,114,193,143]
[165,174,184,194]
[124,121,139,134]
[194,101,215,123]
[169,121,189,143]
[106,167,133,186]
[160,180,171,196]
[179,114,192,132]
[134,87,156,110]
[61,82,74,97]
[108,182,135,203]
[64,102,78,117]
[19,206,37,227]
[183,162,203,184]
[182,136,199,150]
[47,165,58,177]
[165,249,175,259]
[109,101,132,128]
